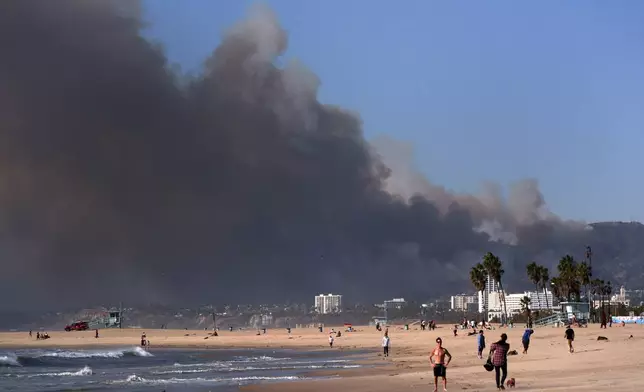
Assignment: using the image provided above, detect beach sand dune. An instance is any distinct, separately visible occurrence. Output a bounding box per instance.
[2,323,643,391]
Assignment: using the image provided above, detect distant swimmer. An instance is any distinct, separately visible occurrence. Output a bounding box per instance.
[430,337,452,392]
[564,325,575,353]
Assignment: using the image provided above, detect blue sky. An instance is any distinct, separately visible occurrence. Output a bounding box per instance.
[143,1,644,222]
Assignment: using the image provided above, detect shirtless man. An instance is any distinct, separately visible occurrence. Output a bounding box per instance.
[430,337,452,392]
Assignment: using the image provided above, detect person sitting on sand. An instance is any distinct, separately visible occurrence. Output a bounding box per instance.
[430,337,452,392]
[564,325,575,353]
[382,332,390,357]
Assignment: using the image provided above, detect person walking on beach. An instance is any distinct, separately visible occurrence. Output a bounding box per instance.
[382,332,390,357]
[430,337,452,392]
[477,330,486,359]
[564,325,575,353]
[488,333,510,390]
[328,334,334,348]
[521,328,534,354]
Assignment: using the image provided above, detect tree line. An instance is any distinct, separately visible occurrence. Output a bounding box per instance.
[470,250,615,323]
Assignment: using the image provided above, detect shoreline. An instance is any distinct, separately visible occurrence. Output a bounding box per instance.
[4,324,644,391]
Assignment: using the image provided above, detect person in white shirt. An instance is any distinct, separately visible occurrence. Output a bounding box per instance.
[328,334,334,348]
[382,332,390,357]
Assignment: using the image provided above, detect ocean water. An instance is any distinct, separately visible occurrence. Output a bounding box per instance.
[0,346,362,391]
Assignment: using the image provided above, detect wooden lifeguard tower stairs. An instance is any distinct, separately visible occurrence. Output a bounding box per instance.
[534,302,590,327]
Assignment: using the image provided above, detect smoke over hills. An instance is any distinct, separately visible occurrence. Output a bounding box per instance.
[0,1,592,310]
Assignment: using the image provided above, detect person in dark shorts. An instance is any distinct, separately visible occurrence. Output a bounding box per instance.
[521,328,534,354]
[489,333,510,390]
[564,325,575,353]
[430,337,452,392]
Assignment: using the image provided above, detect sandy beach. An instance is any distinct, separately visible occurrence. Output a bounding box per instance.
[2,323,643,391]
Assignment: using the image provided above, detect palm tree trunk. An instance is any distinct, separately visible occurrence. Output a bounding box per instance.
[534,283,541,311]
[498,281,508,325]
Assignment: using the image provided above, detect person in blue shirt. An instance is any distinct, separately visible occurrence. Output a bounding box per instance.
[477,329,486,359]
[522,328,534,354]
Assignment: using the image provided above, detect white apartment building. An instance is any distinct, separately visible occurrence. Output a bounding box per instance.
[526,290,556,310]
[383,298,407,310]
[450,294,478,311]
[486,290,557,320]
[593,285,630,308]
[478,275,500,314]
[314,294,342,314]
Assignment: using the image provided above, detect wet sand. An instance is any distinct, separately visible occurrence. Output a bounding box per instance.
[2,323,643,391]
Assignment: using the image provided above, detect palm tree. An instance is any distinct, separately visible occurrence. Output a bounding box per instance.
[482,252,508,324]
[603,281,613,316]
[526,262,542,311]
[470,264,487,320]
[520,296,532,326]
[539,266,551,310]
[590,279,605,318]
[577,261,592,303]
[550,276,564,302]
[590,278,603,322]
[557,255,581,301]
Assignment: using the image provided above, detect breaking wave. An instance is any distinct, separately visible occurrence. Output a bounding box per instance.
[0,347,152,367]
[113,374,304,386]
[231,355,286,362]
[30,366,93,377]
[154,363,360,375]
[31,346,152,359]
[0,354,21,367]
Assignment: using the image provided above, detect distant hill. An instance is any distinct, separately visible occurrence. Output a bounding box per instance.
[499,221,644,293]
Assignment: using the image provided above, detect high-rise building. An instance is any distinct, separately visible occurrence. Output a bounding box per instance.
[314,294,342,314]
[450,294,478,311]
[478,275,500,313]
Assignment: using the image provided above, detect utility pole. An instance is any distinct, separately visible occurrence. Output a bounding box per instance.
[119,302,123,329]
[210,305,216,331]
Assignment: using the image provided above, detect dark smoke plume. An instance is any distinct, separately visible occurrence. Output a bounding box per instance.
[0,1,587,310]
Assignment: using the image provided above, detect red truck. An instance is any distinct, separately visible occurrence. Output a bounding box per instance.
[64,321,89,331]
